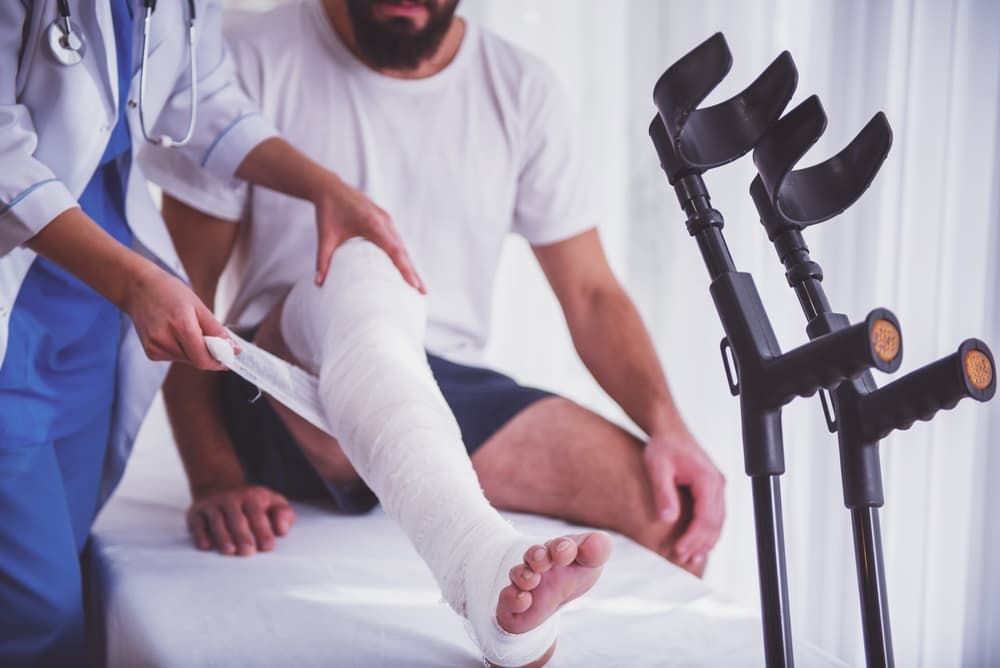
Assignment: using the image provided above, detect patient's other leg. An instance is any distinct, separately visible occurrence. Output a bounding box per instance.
[474,399,705,574]
[276,240,610,667]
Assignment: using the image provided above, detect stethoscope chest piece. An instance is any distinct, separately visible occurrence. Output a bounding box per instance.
[48,18,86,66]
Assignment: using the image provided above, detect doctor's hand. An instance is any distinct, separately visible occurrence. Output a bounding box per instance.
[310,173,425,291]
[123,262,232,371]
[25,207,230,371]
[187,484,296,556]
[643,427,726,571]
[233,137,424,291]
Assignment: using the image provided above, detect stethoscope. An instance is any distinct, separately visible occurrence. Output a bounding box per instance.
[48,0,199,147]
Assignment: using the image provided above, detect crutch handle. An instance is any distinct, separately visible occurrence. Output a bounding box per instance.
[857,339,995,442]
[765,309,902,408]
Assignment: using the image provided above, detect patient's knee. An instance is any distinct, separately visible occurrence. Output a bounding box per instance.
[282,239,427,374]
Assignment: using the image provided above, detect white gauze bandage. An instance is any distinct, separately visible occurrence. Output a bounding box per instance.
[281,239,558,666]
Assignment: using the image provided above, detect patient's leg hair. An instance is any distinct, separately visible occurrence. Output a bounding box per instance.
[281,240,611,667]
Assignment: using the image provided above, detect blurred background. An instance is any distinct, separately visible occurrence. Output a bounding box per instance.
[219,1,1000,665]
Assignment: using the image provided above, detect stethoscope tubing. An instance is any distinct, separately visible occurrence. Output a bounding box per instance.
[49,0,199,148]
[137,2,198,147]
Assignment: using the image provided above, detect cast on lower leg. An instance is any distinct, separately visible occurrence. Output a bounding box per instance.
[281,239,558,666]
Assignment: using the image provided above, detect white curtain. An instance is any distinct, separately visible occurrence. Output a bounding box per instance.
[226,1,1000,664]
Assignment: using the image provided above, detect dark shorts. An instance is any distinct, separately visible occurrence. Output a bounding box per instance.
[220,352,552,514]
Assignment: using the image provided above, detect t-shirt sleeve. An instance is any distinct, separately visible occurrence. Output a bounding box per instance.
[139,145,249,222]
[511,65,596,246]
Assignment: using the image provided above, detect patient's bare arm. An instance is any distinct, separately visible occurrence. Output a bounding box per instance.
[534,229,725,568]
[161,195,296,556]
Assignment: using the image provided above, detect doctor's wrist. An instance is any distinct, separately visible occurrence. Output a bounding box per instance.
[116,255,168,312]
[304,167,343,205]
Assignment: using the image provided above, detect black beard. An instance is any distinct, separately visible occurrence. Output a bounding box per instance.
[346,0,459,70]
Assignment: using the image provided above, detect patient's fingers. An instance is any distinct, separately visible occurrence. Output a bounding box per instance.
[220,503,257,556]
[186,510,212,551]
[645,450,681,524]
[268,498,296,536]
[244,498,276,552]
[188,486,294,557]
[202,507,237,556]
[674,467,726,564]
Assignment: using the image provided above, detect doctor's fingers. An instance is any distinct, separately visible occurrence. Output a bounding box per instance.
[170,307,229,372]
[315,210,425,293]
[368,223,426,294]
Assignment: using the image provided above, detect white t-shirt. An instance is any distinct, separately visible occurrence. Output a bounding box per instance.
[140,0,594,366]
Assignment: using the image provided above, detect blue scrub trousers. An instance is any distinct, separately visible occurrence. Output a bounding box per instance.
[0,168,131,667]
[0,2,134,665]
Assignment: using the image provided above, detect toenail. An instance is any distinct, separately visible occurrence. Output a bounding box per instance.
[556,540,572,552]
[516,591,527,600]
[532,548,546,561]
[521,570,534,580]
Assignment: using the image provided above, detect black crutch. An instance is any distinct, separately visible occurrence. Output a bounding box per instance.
[646,33,996,667]
[648,33,910,667]
[749,94,996,667]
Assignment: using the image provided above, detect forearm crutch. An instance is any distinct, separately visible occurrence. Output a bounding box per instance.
[646,33,996,667]
[749,94,996,667]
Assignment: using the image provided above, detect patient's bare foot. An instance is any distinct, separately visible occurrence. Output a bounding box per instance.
[490,532,613,667]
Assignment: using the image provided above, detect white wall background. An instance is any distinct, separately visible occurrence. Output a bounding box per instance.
[225,1,1000,665]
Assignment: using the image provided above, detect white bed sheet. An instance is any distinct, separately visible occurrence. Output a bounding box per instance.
[89,401,845,667]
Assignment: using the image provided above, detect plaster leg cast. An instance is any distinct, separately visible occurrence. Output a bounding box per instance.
[280,240,611,667]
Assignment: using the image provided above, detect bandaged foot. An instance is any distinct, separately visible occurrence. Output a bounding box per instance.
[280,240,611,666]
[499,534,612,638]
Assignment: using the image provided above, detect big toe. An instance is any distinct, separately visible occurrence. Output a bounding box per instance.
[574,531,613,568]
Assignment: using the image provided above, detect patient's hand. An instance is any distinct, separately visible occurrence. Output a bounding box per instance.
[187,485,297,557]
[643,429,726,571]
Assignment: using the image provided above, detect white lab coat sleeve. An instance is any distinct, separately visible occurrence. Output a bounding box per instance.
[157,0,278,181]
[0,1,81,257]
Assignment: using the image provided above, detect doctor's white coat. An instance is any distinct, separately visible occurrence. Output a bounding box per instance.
[0,0,277,502]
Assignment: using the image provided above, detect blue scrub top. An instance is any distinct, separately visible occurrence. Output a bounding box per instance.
[0,0,135,444]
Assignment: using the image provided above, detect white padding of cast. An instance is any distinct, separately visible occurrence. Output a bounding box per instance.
[280,239,558,666]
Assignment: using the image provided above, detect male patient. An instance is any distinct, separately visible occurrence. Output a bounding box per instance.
[141,0,725,575]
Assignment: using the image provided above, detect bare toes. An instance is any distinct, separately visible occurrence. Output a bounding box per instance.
[524,544,552,573]
[509,564,541,591]
[545,537,578,568]
[499,585,533,615]
[574,532,614,568]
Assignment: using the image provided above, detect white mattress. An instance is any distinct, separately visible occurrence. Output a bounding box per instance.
[89,400,845,667]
